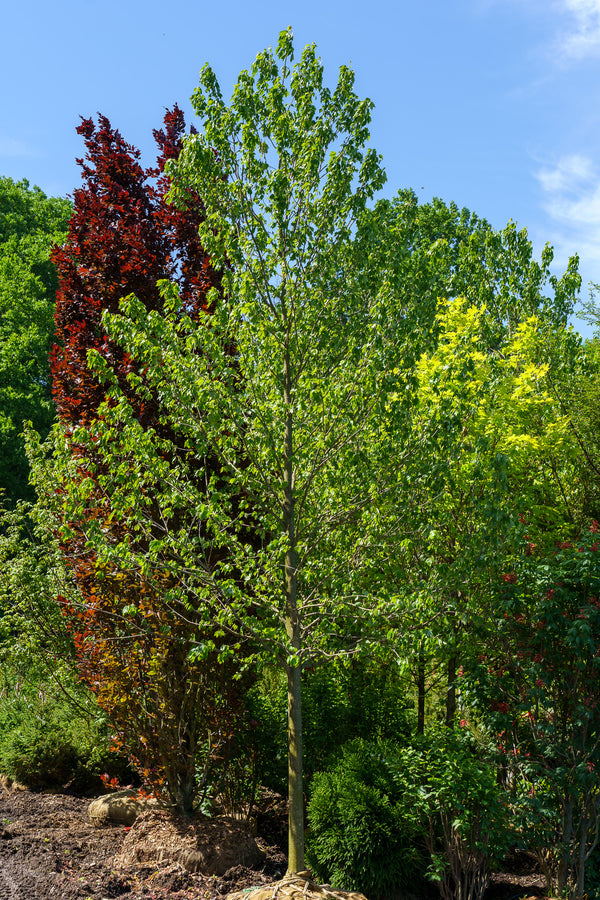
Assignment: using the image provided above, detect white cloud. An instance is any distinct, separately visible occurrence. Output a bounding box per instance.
[535,154,600,288]
[481,0,600,62]
[537,153,595,194]
[558,0,600,59]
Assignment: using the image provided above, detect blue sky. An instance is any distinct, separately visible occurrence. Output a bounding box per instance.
[2,0,600,333]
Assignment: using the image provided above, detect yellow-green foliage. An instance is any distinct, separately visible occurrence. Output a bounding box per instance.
[415,297,577,536]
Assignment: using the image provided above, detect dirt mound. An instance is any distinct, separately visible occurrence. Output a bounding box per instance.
[114,808,265,874]
[0,787,284,899]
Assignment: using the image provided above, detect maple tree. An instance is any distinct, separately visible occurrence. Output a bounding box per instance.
[67,31,414,871]
[35,107,246,814]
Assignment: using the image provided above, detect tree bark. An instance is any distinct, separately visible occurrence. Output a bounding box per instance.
[446,653,457,728]
[417,649,426,736]
[283,345,305,873]
[286,659,304,872]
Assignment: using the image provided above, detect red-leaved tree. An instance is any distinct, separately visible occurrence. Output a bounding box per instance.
[46,108,248,814]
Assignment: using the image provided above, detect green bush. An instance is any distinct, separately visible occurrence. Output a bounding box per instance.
[393,732,511,900]
[302,657,413,778]
[0,716,78,788]
[306,740,426,900]
[0,650,130,792]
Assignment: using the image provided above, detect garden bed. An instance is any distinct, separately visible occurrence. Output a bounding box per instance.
[0,785,544,900]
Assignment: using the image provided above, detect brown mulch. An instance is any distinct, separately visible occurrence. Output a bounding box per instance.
[487,849,545,900]
[0,783,545,900]
[0,786,286,900]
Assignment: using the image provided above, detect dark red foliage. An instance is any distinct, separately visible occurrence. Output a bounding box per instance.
[47,110,251,814]
[51,105,219,428]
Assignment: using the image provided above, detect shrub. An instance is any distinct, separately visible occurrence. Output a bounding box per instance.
[393,732,510,900]
[248,657,413,796]
[306,740,426,900]
[0,646,130,792]
[0,716,78,789]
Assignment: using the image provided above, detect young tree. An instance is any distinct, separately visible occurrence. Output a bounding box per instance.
[47,31,414,869]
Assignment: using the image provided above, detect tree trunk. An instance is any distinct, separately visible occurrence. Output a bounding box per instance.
[286,659,304,872]
[417,649,426,736]
[446,653,457,727]
[283,345,305,873]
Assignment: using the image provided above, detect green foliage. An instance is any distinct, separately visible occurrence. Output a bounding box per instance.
[246,656,413,796]
[0,719,78,790]
[474,524,600,899]
[12,30,588,882]
[393,733,510,900]
[0,499,131,792]
[307,731,510,900]
[306,740,426,899]
[355,189,580,367]
[0,648,128,791]
[245,668,288,793]
[553,334,600,524]
[0,177,71,504]
[391,296,584,731]
[43,28,405,868]
[302,657,413,777]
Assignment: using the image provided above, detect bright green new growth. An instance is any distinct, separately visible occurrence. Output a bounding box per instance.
[169,29,393,872]
[48,29,412,871]
[0,178,71,504]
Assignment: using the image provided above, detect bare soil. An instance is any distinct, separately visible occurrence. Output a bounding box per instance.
[0,785,544,900]
[0,786,287,900]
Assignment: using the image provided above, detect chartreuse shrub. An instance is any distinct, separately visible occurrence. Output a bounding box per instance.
[306,740,427,900]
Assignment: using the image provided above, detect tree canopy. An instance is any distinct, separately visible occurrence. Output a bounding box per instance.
[0,177,71,504]
[11,28,600,898]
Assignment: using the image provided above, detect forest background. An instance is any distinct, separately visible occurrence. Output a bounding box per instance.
[2,16,600,900]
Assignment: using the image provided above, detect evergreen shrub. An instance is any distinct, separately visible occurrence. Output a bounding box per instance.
[306,739,426,900]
